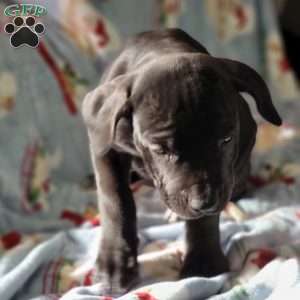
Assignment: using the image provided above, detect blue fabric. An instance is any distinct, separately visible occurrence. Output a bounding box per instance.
[0,0,300,299]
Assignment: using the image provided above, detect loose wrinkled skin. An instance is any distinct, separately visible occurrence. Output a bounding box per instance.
[82,29,282,295]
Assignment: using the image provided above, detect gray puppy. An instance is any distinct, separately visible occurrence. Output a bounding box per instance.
[82,29,282,294]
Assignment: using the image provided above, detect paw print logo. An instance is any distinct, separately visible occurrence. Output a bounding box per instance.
[4,16,45,48]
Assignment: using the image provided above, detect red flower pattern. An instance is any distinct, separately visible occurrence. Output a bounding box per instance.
[83,269,94,286]
[278,57,291,73]
[135,291,158,300]
[234,5,248,29]
[60,210,85,226]
[1,231,22,250]
[94,19,110,47]
[89,217,101,226]
[37,42,77,115]
[250,249,277,269]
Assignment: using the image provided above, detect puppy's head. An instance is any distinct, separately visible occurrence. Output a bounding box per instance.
[83,54,281,219]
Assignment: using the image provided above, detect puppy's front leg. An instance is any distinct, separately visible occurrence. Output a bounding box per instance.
[180,214,229,278]
[91,149,138,294]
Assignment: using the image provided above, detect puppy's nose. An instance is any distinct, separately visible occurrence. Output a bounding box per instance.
[189,198,204,213]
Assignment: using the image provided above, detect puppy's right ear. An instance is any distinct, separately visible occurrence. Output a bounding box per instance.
[82,76,133,156]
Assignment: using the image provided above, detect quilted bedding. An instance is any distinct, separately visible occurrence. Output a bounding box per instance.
[0,0,300,299]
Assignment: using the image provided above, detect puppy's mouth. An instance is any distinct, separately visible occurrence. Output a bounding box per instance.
[161,187,232,220]
[169,201,229,220]
[167,201,225,220]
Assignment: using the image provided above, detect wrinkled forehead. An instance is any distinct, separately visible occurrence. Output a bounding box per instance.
[134,93,236,144]
[134,109,235,152]
[132,59,237,144]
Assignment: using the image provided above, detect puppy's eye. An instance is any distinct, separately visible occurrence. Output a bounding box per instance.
[151,146,167,155]
[219,136,232,146]
[223,136,232,143]
[168,153,178,162]
[151,145,177,161]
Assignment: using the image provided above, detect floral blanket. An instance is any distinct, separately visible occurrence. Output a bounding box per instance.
[0,0,300,299]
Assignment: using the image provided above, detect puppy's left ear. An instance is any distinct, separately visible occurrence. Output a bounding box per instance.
[82,75,133,155]
[218,58,282,126]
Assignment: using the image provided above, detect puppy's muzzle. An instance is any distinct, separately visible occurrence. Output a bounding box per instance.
[167,184,221,219]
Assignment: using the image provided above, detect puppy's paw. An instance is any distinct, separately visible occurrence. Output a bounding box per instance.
[179,251,229,278]
[93,265,138,297]
[94,275,127,297]
[95,248,139,296]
